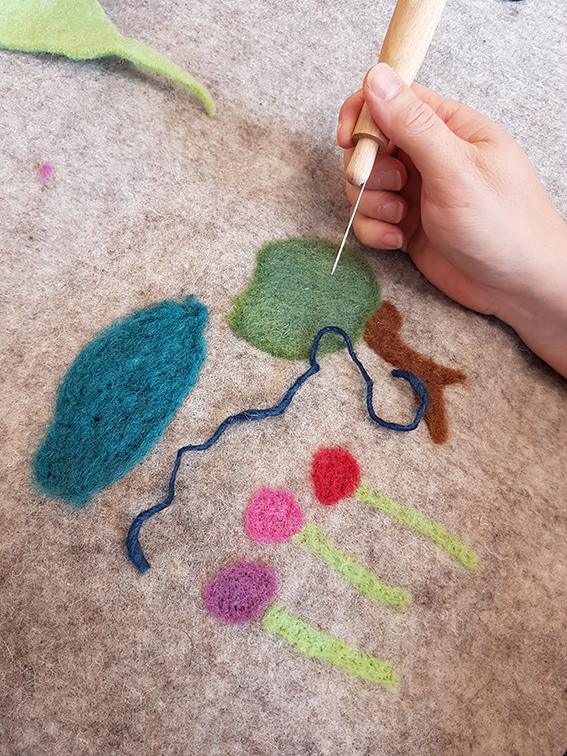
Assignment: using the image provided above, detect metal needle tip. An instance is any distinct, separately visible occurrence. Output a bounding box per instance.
[331,179,367,275]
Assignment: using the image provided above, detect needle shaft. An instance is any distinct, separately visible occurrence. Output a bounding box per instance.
[331,179,367,274]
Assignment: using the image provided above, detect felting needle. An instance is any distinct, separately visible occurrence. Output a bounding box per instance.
[331,178,367,274]
[332,0,449,274]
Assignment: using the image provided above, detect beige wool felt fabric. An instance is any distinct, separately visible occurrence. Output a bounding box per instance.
[1,1,567,754]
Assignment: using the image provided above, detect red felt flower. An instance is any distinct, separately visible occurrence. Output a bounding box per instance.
[311,447,361,505]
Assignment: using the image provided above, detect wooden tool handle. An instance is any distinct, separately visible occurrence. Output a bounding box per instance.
[346,0,448,185]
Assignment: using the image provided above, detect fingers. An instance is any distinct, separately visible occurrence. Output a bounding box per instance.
[337,90,364,149]
[343,150,407,192]
[361,64,467,180]
[339,77,502,162]
[343,176,408,251]
[338,68,465,180]
[411,82,504,145]
[341,144,412,253]
[337,82,463,150]
[345,184,407,225]
[351,212,405,251]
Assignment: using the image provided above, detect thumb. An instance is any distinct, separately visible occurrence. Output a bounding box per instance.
[363,63,464,178]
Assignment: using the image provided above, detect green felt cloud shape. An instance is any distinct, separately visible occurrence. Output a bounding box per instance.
[0,0,215,115]
[228,238,381,360]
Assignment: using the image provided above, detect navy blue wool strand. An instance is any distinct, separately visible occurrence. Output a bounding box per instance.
[127,326,429,573]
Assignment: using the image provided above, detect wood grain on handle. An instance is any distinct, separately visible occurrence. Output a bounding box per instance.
[346,0,448,185]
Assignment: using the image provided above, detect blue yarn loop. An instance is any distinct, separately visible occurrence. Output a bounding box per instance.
[127,326,429,573]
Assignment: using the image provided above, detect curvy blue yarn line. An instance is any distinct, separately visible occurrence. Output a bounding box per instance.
[127,326,429,573]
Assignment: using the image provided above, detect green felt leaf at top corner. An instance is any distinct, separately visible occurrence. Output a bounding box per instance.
[0,0,215,115]
[227,238,382,361]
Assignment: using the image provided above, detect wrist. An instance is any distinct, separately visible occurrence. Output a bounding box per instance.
[495,223,567,378]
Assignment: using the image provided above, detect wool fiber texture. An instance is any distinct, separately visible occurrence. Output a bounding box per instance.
[126,326,427,573]
[365,301,466,444]
[33,296,207,506]
[246,488,305,543]
[204,561,278,624]
[0,0,214,113]
[311,446,362,505]
[228,238,381,360]
[261,604,400,687]
[1,0,567,753]
[292,523,412,608]
[355,481,478,570]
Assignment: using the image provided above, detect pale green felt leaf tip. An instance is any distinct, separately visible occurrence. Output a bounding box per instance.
[0,0,215,115]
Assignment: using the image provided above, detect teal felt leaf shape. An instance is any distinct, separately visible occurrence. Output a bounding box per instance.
[0,0,215,115]
[33,296,208,507]
[228,238,381,360]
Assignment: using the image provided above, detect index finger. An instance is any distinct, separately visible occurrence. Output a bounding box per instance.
[337,89,364,149]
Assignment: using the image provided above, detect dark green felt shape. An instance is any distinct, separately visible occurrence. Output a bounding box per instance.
[33,296,208,507]
[228,238,381,360]
[0,0,215,115]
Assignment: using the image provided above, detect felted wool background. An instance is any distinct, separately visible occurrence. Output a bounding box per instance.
[1,0,566,754]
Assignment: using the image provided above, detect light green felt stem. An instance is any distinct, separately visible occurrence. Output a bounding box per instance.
[292,523,411,608]
[262,604,399,688]
[355,481,478,569]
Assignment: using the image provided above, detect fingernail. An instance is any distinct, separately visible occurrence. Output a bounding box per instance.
[367,64,402,100]
[378,168,402,191]
[383,231,403,249]
[382,201,404,224]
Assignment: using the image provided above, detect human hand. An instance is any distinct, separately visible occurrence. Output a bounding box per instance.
[337,63,567,377]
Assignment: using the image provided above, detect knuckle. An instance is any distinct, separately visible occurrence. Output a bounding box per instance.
[402,100,438,135]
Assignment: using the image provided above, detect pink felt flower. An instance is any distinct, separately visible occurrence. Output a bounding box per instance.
[245,488,305,543]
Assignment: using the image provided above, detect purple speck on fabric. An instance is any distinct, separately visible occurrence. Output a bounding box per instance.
[204,561,278,625]
[40,163,53,183]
